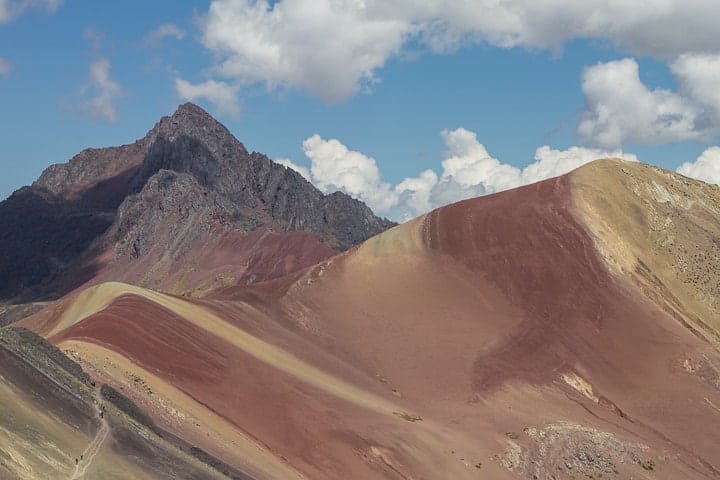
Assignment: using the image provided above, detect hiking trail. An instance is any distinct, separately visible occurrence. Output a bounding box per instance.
[70,387,109,479]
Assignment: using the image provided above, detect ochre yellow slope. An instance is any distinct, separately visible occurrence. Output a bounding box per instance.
[572,159,720,345]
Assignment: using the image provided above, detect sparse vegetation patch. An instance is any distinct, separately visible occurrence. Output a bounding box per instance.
[393,411,422,422]
[100,384,160,435]
[189,446,244,479]
[0,327,90,385]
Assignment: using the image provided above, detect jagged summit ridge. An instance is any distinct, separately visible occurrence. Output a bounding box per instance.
[154,102,237,141]
[125,103,394,242]
[32,102,243,201]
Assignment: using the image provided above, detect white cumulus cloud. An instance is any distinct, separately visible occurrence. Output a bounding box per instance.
[523,145,639,184]
[74,58,122,122]
[431,128,522,203]
[396,130,637,219]
[0,57,11,76]
[286,128,637,220]
[145,23,186,44]
[175,78,241,117]
[200,0,408,102]
[187,2,720,147]
[670,53,720,130]
[191,0,720,108]
[394,169,438,219]
[0,0,62,23]
[302,134,398,213]
[677,147,720,185]
[578,58,703,148]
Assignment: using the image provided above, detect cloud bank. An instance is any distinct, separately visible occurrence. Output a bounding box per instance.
[284,129,720,221]
[193,0,720,103]
[302,134,398,213]
[177,1,720,148]
[677,147,720,185]
[281,128,638,220]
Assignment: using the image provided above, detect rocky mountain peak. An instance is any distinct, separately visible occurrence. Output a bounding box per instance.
[0,103,396,304]
[31,103,245,205]
[146,103,247,154]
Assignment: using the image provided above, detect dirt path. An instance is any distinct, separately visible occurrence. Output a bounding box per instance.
[70,389,109,479]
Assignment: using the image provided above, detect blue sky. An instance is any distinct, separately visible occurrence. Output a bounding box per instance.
[1,1,720,220]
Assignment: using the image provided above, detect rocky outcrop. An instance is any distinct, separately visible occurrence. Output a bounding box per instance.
[323,191,396,248]
[0,103,395,302]
[111,169,220,260]
[34,142,146,210]
[125,103,394,246]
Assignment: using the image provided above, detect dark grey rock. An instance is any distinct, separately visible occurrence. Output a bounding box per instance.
[0,102,396,302]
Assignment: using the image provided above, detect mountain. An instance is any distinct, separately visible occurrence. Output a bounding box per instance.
[8,159,720,479]
[0,103,394,314]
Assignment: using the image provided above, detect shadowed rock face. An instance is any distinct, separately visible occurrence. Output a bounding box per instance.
[0,187,114,299]
[0,103,394,305]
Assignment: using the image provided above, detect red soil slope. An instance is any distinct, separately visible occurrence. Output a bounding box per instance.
[91,226,336,295]
[22,161,720,479]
